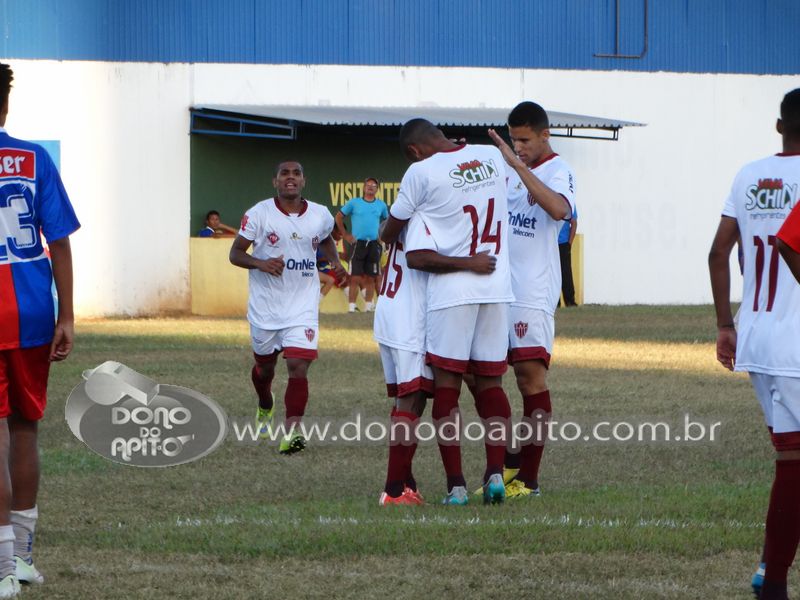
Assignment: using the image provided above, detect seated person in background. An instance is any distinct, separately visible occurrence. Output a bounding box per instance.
[198,210,238,237]
[318,228,348,297]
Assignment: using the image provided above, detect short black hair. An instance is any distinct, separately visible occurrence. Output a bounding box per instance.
[0,63,13,111]
[399,118,440,150]
[780,88,800,139]
[274,161,304,176]
[205,210,220,221]
[508,101,549,131]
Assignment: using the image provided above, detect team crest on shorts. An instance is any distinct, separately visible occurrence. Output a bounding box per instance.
[311,236,320,250]
[514,321,528,339]
[267,231,280,246]
[305,328,315,342]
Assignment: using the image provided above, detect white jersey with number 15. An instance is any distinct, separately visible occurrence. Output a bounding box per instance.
[390,144,514,311]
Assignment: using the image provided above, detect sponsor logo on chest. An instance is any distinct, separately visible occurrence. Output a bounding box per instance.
[450,159,499,189]
[0,149,35,180]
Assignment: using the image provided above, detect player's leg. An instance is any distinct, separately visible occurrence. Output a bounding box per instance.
[756,374,800,600]
[0,351,22,594]
[559,243,576,307]
[318,271,335,297]
[250,326,281,438]
[5,345,49,588]
[469,303,512,505]
[428,305,476,504]
[506,307,554,497]
[279,326,318,455]
[362,242,381,311]
[348,241,367,312]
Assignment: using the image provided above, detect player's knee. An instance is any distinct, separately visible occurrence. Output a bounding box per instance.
[514,363,547,395]
[286,360,310,379]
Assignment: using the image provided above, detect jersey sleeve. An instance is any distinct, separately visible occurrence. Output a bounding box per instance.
[549,163,576,218]
[778,203,800,252]
[239,205,261,242]
[320,208,335,239]
[340,198,354,216]
[390,166,423,221]
[380,201,389,220]
[404,214,437,253]
[721,171,740,219]
[36,149,80,242]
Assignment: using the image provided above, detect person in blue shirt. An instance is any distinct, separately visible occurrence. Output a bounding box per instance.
[558,204,578,306]
[197,210,237,238]
[335,178,389,312]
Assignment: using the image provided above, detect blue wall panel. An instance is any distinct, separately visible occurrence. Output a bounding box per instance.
[1,0,799,74]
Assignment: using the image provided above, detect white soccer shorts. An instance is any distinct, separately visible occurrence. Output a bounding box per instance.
[426,303,509,376]
[508,306,555,368]
[378,344,434,398]
[250,324,319,361]
[749,372,800,451]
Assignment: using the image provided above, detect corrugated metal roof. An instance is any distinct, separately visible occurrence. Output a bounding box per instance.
[197,105,644,130]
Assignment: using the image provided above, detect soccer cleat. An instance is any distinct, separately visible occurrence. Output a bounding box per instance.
[483,473,506,505]
[255,400,275,439]
[403,486,425,505]
[442,486,469,506]
[14,556,43,585]
[751,562,765,598]
[503,467,520,484]
[278,432,306,455]
[402,487,424,505]
[505,479,541,498]
[0,575,19,598]
[473,466,520,495]
[379,491,417,506]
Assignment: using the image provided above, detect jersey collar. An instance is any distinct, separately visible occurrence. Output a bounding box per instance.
[274,197,309,216]
[776,152,800,157]
[529,153,558,169]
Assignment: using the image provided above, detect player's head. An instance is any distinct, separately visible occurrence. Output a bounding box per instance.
[507,101,552,167]
[205,210,221,228]
[0,63,13,126]
[399,118,448,162]
[778,88,800,143]
[273,160,306,200]
[363,177,379,198]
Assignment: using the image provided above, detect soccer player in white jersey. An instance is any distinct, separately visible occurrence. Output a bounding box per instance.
[382,119,514,506]
[709,88,800,600]
[485,102,575,499]
[375,215,498,506]
[230,161,346,455]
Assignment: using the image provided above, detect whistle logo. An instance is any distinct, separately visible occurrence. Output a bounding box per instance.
[65,361,228,467]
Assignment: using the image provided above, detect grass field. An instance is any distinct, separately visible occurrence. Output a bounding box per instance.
[25,305,797,599]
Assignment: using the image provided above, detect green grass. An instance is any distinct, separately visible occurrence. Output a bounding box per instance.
[27,305,791,599]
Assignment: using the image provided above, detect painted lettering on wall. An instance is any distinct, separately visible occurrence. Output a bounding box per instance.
[329,181,401,207]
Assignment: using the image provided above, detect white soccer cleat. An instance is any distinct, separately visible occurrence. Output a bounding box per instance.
[0,574,20,598]
[14,556,43,585]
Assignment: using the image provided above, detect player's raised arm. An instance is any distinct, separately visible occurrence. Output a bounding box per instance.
[488,128,570,221]
[708,215,740,370]
[406,249,496,274]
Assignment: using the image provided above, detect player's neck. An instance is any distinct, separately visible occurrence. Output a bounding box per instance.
[363,194,376,202]
[276,195,304,213]
[782,138,800,154]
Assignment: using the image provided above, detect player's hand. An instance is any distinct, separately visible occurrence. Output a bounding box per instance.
[259,255,285,276]
[332,262,348,283]
[469,250,497,275]
[344,233,356,245]
[50,319,75,361]
[715,327,736,371]
[488,129,525,169]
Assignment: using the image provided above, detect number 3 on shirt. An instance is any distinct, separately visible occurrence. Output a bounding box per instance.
[463,198,501,256]
[753,234,779,312]
[0,184,40,263]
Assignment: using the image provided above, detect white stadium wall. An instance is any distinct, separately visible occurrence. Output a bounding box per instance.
[8,60,792,314]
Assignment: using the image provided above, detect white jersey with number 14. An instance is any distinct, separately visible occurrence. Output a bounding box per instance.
[390,144,514,311]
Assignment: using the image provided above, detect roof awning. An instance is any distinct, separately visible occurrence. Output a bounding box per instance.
[191,105,644,141]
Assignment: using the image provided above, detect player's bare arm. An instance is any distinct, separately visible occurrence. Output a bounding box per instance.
[708,216,740,371]
[778,239,800,285]
[318,234,348,281]
[406,249,496,275]
[488,128,570,221]
[380,215,408,245]
[335,211,355,244]
[49,236,75,362]
[229,235,285,276]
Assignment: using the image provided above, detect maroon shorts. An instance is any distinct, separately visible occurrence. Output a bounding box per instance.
[0,344,51,421]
